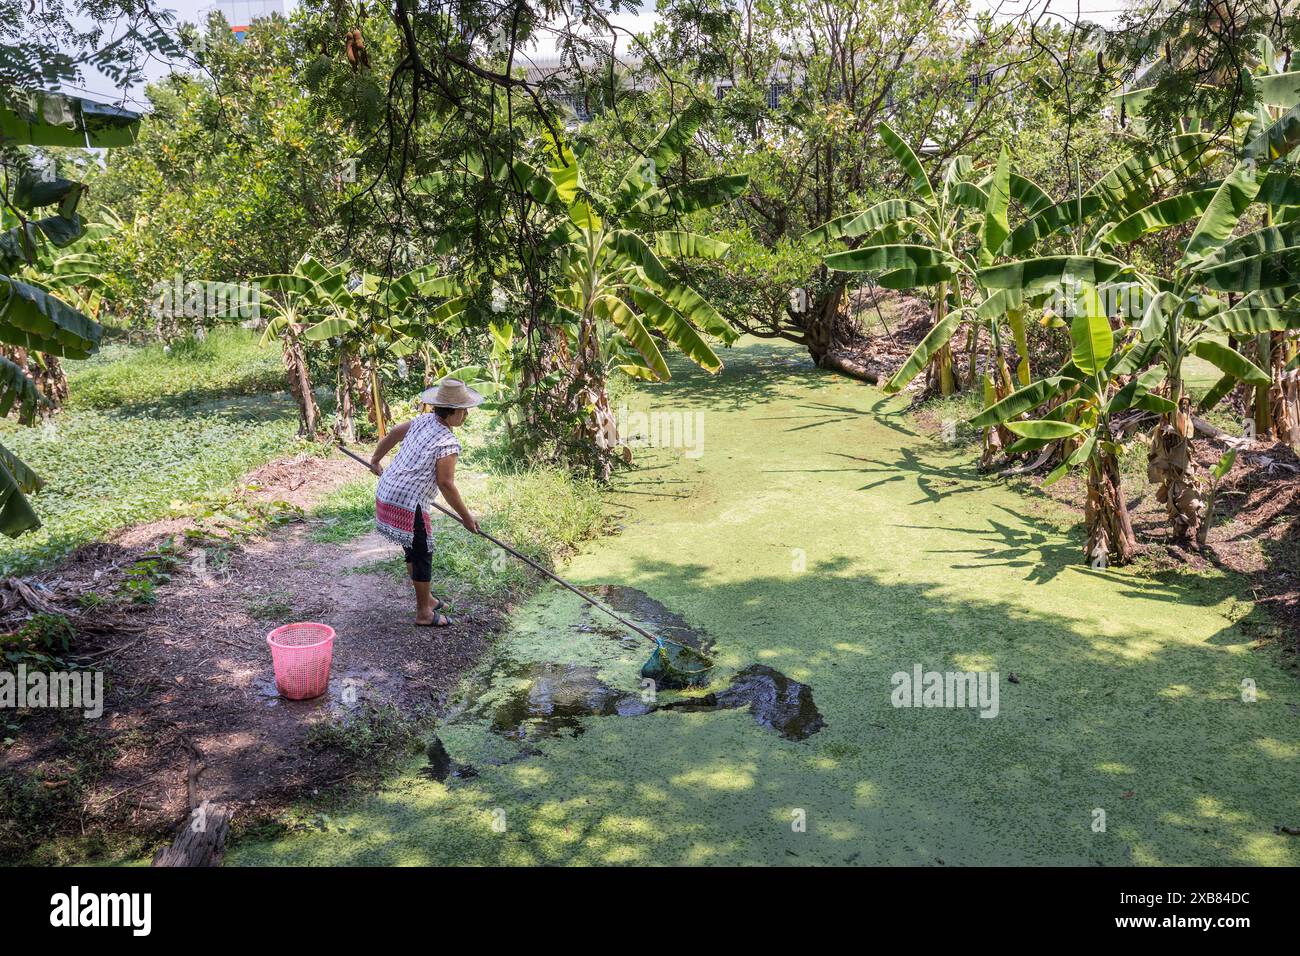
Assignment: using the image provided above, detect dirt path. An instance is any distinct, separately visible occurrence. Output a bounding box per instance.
[1,454,501,861]
[230,338,1300,867]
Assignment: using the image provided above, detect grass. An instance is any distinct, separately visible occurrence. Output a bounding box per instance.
[310,465,607,599]
[66,329,284,411]
[907,391,984,450]
[0,328,304,575]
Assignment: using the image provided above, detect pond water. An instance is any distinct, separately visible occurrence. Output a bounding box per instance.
[230,339,1300,866]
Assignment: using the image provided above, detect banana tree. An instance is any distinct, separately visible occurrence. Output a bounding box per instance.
[0,168,105,536]
[258,255,461,441]
[808,124,1058,398]
[256,271,322,438]
[500,119,744,476]
[1101,64,1300,444]
[0,102,138,538]
[971,288,1175,565]
[977,105,1300,548]
[29,208,123,322]
[1,166,96,411]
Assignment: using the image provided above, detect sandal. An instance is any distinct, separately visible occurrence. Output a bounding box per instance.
[416,613,453,628]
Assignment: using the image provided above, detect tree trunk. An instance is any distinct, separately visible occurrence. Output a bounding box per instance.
[1147,395,1206,549]
[925,283,956,396]
[1085,445,1137,566]
[802,284,844,366]
[152,803,231,867]
[1268,331,1298,446]
[817,351,879,383]
[366,362,390,437]
[1253,332,1272,439]
[334,348,356,444]
[1,347,65,419]
[282,325,319,437]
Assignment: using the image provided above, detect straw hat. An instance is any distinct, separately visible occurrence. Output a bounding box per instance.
[419,378,485,408]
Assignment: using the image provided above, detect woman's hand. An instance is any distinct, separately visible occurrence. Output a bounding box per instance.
[369,459,384,477]
[462,514,480,534]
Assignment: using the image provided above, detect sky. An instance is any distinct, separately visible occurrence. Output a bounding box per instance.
[69,0,1129,108]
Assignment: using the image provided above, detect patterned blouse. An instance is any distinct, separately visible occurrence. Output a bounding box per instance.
[375,414,461,551]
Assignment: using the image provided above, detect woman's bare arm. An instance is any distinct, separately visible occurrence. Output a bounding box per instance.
[436,454,479,533]
[369,420,412,475]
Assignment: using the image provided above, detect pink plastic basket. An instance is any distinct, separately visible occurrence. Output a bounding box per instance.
[267,623,335,700]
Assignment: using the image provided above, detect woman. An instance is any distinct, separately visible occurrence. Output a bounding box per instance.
[370,378,482,627]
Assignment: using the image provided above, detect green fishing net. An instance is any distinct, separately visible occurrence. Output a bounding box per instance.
[641,639,713,690]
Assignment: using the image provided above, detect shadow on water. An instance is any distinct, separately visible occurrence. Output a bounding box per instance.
[659,664,826,740]
[427,585,826,770]
[584,584,714,654]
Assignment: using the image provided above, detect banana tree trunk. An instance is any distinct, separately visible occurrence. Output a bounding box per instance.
[282,324,319,437]
[367,363,389,438]
[1268,331,1298,446]
[576,310,617,481]
[1253,332,1273,439]
[1147,394,1206,548]
[926,283,956,396]
[33,354,67,413]
[1085,445,1137,566]
[3,347,66,419]
[334,348,357,444]
[964,324,981,390]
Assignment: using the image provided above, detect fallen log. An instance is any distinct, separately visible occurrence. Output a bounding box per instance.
[818,351,880,385]
[151,803,231,867]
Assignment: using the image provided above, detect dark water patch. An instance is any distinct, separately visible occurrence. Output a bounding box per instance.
[488,662,653,740]
[253,666,387,713]
[585,585,713,655]
[658,665,825,740]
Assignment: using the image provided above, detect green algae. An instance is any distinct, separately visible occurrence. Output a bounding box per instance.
[228,338,1300,866]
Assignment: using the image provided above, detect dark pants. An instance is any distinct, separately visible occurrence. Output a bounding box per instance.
[402,505,432,583]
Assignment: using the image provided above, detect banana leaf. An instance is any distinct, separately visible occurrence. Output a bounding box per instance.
[652,232,730,259]
[1183,161,1263,261]
[1070,306,1114,375]
[804,199,928,245]
[978,256,1130,294]
[969,375,1067,427]
[1190,339,1271,384]
[880,122,935,204]
[1094,187,1219,249]
[1006,419,1084,439]
[626,286,723,373]
[980,146,1012,266]
[1003,194,1105,256]
[0,448,40,538]
[882,310,963,394]
[1197,246,1300,291]
[664,174,748,215]
[595,295,670,379]
[0,276,102,358]
[824,243,955,274]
